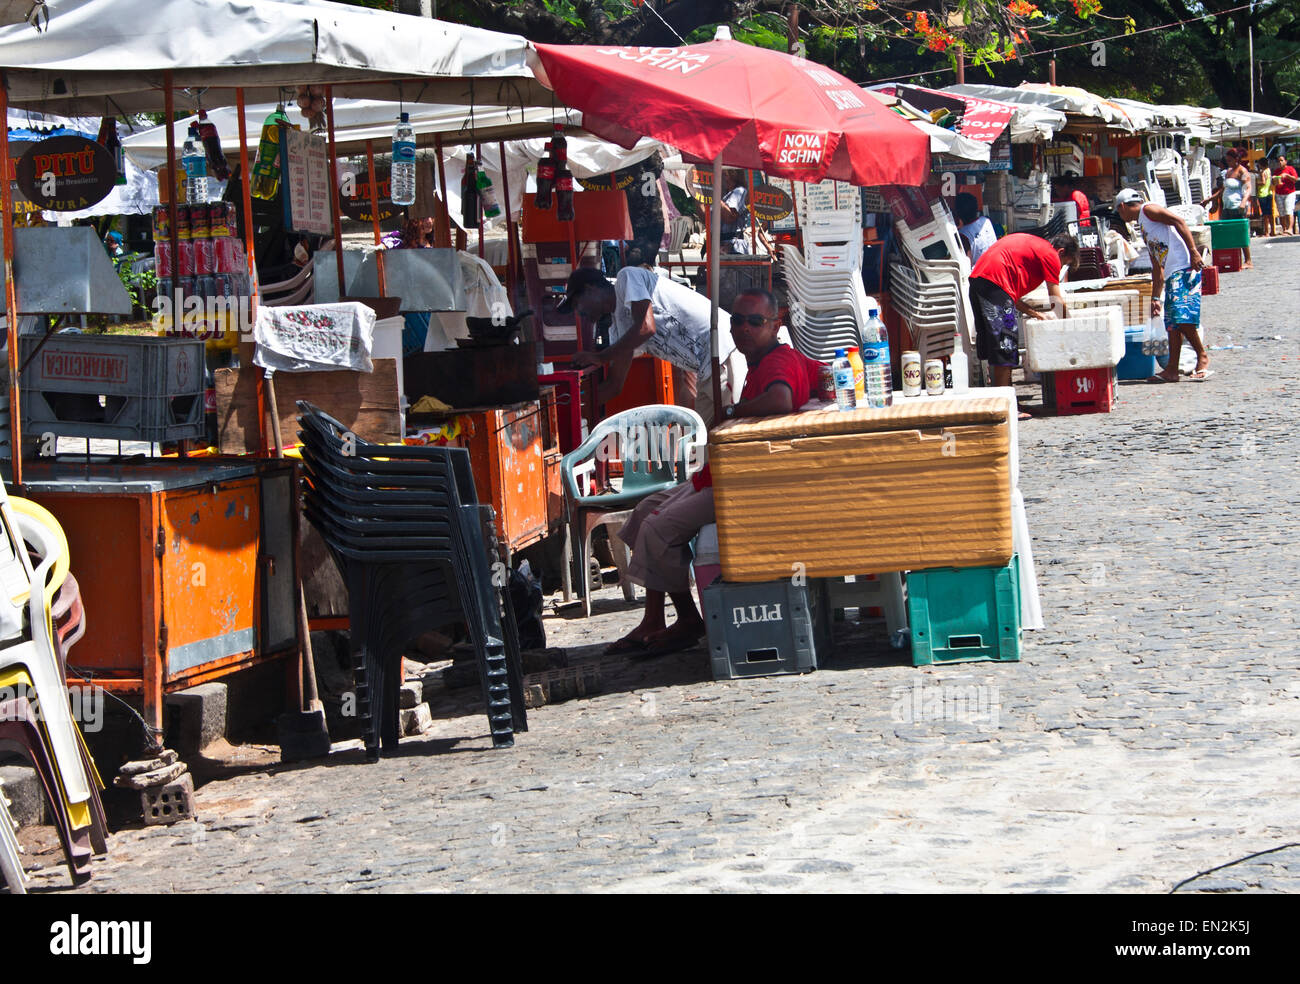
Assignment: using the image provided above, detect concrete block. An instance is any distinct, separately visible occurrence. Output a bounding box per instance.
[400,681,423,709]
[165,682,228,756]
[0,764,45,826]
[140,772,196,826]
[401,703,433,736]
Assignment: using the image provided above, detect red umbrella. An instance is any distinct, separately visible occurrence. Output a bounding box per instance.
[529,38,930,186]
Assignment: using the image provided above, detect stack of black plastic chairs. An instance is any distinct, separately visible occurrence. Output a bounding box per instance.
[295,402,527,761]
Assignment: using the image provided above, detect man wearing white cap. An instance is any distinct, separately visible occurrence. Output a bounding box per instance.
[1114,188,1210,382]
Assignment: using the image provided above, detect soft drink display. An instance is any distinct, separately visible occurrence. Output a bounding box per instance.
[476,166,501,219]
[250,107,289,200]
[196,109,230,181]
[182,124,208,205]
[461,153,480,229]
[391,112,416,206]
[534,141,555,210]
[832,349,856,411]
[96,116,127,186]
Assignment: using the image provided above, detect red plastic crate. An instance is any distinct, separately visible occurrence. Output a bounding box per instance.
[1041,367,1116,416]
[1201,265,1219,295]
[1212,248,1241,273]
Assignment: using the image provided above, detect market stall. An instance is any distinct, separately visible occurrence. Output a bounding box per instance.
[0,0,551,761]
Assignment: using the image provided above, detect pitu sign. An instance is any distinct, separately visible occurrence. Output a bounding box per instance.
[339,166,397,223]
[15,136,116,211]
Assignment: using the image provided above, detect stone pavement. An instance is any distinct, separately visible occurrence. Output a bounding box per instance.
[20,237,1300,894]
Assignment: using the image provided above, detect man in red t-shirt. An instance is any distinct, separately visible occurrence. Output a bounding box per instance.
[607,288,821,658]
[969,232,1080,390]
[1056,174,1092,228]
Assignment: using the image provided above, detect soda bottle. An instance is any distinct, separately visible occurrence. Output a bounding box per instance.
[476,166,501,219]
[846,346,866,405]
[196,109,230,181]
[250,107,289,200]
[860,305,892,407]
[182,124,208,205]
[96,116,127,186]
[832,349,856,411]
[553,127,574,222]
[534,141,555,210]
[391,112,416,207]
[461,153,480,229]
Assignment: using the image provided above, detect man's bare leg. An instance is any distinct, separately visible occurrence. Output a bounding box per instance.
[1181,325,1210,375]
[1243,245,1253,269]
[992,364,1013,388]
[1157,329,1181,382]
[607,589,669,653]
[643,590,707,651]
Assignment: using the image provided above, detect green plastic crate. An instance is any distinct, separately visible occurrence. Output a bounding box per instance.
[907,555,1021,666]
[1208,218,1249,250]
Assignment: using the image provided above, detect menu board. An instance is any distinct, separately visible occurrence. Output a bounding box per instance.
[281,126,332,235]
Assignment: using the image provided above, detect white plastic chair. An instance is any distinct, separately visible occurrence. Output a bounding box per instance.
[0,791,25,894]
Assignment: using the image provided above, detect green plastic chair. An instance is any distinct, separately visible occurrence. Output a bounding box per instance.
[561,404,706,616]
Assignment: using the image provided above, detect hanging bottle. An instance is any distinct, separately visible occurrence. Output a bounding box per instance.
[391,112,417,207]
[477,166,501,220]
[97,116,127,187]
[461,153,480,229]
[250,106,289,200]
[182,123,208,205]
[552,125,574,222]
[196,109,230,181]
[534,141,555,210]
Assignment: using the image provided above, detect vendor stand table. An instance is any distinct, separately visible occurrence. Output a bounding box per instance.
[19,456,300,742]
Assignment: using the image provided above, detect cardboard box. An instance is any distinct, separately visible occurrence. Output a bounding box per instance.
[709,398,1012,582]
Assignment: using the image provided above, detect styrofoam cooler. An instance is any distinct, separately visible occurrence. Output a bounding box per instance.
[1024,307,1124,373]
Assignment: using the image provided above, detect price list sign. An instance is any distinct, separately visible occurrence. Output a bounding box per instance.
[281,127,332,235]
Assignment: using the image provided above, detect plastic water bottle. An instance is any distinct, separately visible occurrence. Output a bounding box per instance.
[860,306,892,407]
[832,348,856,411]
[949,331,969,392]
[391,112,416,206]
[182,123,208,205]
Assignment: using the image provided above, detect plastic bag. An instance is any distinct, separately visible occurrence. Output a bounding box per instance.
[1142,314,1169,357]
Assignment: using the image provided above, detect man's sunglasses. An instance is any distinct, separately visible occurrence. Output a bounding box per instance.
[731,313,775,327]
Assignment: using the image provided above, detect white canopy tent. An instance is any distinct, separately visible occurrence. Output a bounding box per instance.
[0,0,548,115]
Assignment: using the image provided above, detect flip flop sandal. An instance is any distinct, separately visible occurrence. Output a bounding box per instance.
[1146,375,1177,384]
[1190,369,1215,381]
[605,634,651,656]
[636,632,705,659]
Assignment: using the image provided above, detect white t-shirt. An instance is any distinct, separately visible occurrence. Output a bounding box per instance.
[612,266,732,378]
[1139,204,1191,277]
[959,216,997,264]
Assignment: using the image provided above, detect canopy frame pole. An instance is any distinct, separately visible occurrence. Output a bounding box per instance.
[1,72,21,485]
[365,139,387,297]
[710,154,722,422]
[498,140,519,307]
[326,87,346,298]
[434,134,451,248]
[235,87,268,456]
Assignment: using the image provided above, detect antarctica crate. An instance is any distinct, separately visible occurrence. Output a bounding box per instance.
[702,578,831,680]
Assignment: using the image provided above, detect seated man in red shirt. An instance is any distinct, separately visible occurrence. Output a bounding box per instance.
[607,287,822,658]
[1056,173,1092,228]
[969,232,1080,396]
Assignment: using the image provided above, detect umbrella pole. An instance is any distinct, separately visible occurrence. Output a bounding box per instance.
[326,87,345,298]
[236,87,267,457]
[710,155,722,421]
[1,73,20,486]
[365,139,386,298]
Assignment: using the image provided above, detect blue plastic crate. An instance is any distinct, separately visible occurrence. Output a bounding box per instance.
[907,555,1021,666]
[1117,327,1157,380]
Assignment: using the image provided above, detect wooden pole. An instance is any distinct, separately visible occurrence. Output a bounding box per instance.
[957,47,965,85]
[236,88,268,456]
[325,87,346,297]
[1049,56,1057,86]
[434,134,451,248]
[365,139,387,298]
[476,142,485,260]
[1,72,21,485]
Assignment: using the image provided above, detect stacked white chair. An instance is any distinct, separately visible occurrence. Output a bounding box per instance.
[782,214,874,363]
[891,199,977,369]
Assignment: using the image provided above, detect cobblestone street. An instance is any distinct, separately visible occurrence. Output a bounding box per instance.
[30,238,1300,894]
